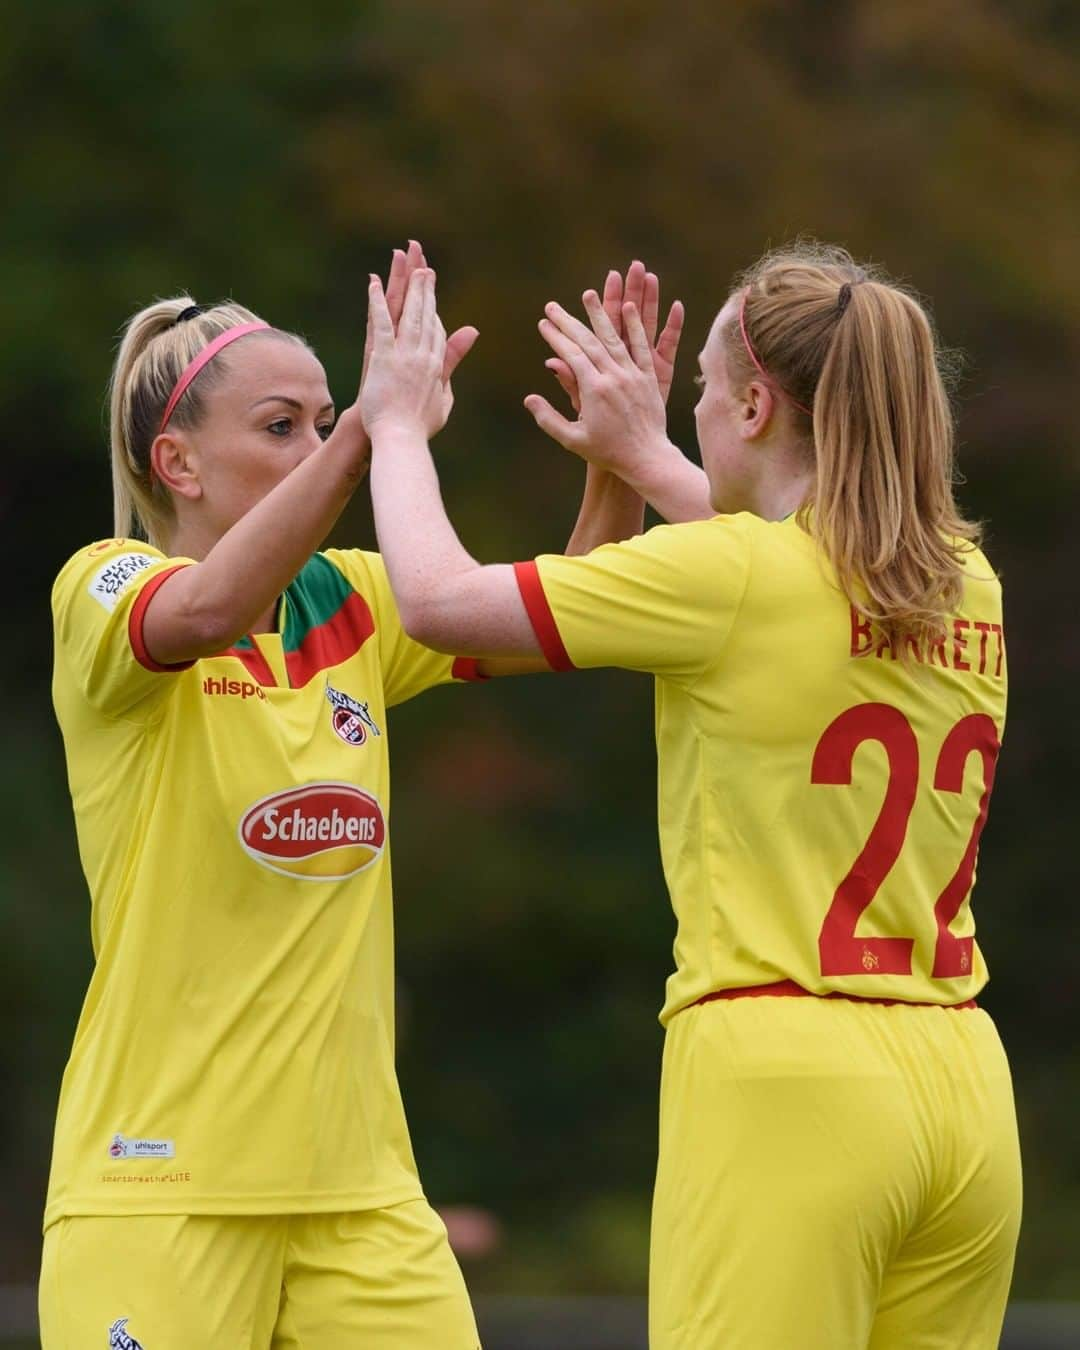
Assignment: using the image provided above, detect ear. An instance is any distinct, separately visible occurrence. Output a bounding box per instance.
[737,380,776,441]
[150,433,202,502]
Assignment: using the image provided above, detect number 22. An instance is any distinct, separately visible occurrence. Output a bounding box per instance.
[810,703,999,979]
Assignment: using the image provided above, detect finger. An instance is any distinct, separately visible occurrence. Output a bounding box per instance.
[583,289,633,368]
[385,248,408,326]
[538,316,595,380]
[367,275,394,345]
[443,326,479,381]
[656,299,685,369]
[642,271,660,345]
[623,260,647,325]
[622,302,654,374]
[421,269,438,354]
[543,301,612,371]
[601,269,624,337]
[523,394,585,453]
[400,265,428,339]
[545,358,581,413]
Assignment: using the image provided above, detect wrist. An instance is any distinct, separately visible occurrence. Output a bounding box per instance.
[367,415,430,450]
[616,438,684,496]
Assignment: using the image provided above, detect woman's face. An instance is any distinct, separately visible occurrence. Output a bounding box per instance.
[172,337,335,536]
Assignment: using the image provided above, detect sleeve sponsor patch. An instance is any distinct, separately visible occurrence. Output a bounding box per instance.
[88,552,157,613]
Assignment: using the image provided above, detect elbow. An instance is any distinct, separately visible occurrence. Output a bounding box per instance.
[397,595,456,653]
[190,608,243,655]
[176,591,248,657]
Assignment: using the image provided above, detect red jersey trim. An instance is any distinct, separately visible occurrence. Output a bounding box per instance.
[283,590,376,689]
[222,642,278,688]
[451,657,489,682]
[128,565,197,674]
[693,980,977,1011]
[513,561,575,672]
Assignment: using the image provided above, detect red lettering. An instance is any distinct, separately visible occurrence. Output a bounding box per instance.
[972,621,991,675]
[991,623,1005,677]
[850,606,874,656]
[952,619,971,672]
[927,634,948,668]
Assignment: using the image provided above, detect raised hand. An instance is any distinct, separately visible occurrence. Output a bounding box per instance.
[361,241,478,437]
[524,285,672,481]
[541,260,683,413]
[360,268,448,437]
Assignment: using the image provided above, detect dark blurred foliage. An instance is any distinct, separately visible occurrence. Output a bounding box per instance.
[1,0,1077,1295]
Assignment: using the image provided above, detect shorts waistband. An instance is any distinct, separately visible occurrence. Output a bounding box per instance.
[692,979,978,1011]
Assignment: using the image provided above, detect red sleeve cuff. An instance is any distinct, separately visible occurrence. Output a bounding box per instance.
[128,565,198,673]
[451,656,490,682]
[513,560,575,672]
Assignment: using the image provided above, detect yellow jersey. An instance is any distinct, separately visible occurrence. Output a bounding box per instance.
[47,538,480,1226]
[515,513,1005,1024]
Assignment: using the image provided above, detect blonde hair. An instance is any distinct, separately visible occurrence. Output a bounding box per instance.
[724,243,979,650]
[108,297,304,548]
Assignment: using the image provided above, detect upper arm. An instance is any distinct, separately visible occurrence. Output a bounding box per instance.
[406,562,544,659]
[52,540,197,719]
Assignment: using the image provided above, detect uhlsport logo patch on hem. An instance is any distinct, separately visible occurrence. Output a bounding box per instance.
[109,1316,146,1349]
[239,782,386,880]
[87,552,157,613]
[326,683,381,746]
[108,1134,175,1160]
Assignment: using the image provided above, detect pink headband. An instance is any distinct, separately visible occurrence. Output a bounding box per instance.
[738,289,813,417]
[157,321,270,436]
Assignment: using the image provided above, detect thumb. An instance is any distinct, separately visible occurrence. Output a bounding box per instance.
[443,326,479,381]
[523,394,585,454]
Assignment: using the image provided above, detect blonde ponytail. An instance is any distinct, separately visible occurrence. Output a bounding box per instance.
[725,244,979,650]
[108,296,289,549]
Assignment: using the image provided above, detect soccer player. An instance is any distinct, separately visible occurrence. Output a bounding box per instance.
[40,245,678,1349]
[360,246,1022,1349]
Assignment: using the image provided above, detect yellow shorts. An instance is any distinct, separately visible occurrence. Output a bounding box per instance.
[650,995,1021,1350]
[39,1198,480,1349]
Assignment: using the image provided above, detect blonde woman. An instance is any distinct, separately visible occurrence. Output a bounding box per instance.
[360,248,1021,1350]
[41,243,679,1348]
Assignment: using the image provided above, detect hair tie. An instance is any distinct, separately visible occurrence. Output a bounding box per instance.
[174,304,205,325]
[837,283,853,315]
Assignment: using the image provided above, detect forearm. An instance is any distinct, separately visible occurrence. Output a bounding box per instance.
[368,421,539,657]
[145,427,368,661]
[619,441,714,524]
[566,463,646,555]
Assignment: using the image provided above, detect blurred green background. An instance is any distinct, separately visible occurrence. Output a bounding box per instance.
[2,0,1078,1304]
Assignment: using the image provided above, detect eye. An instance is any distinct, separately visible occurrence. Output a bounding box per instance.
[267,418,293,436]
[317,421,334,442]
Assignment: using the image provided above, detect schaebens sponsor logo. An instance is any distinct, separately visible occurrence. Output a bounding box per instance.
[239,783,386,880]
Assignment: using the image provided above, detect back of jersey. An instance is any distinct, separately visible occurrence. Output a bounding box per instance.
[524,512,1005,1021]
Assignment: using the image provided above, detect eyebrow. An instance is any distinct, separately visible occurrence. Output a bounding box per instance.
[250,395,335,414]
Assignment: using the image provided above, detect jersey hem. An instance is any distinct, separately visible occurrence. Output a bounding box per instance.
[43,1180,424,1232]
[513,561,574,671]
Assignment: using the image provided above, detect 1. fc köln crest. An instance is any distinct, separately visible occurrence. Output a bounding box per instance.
[325,684,381,747]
